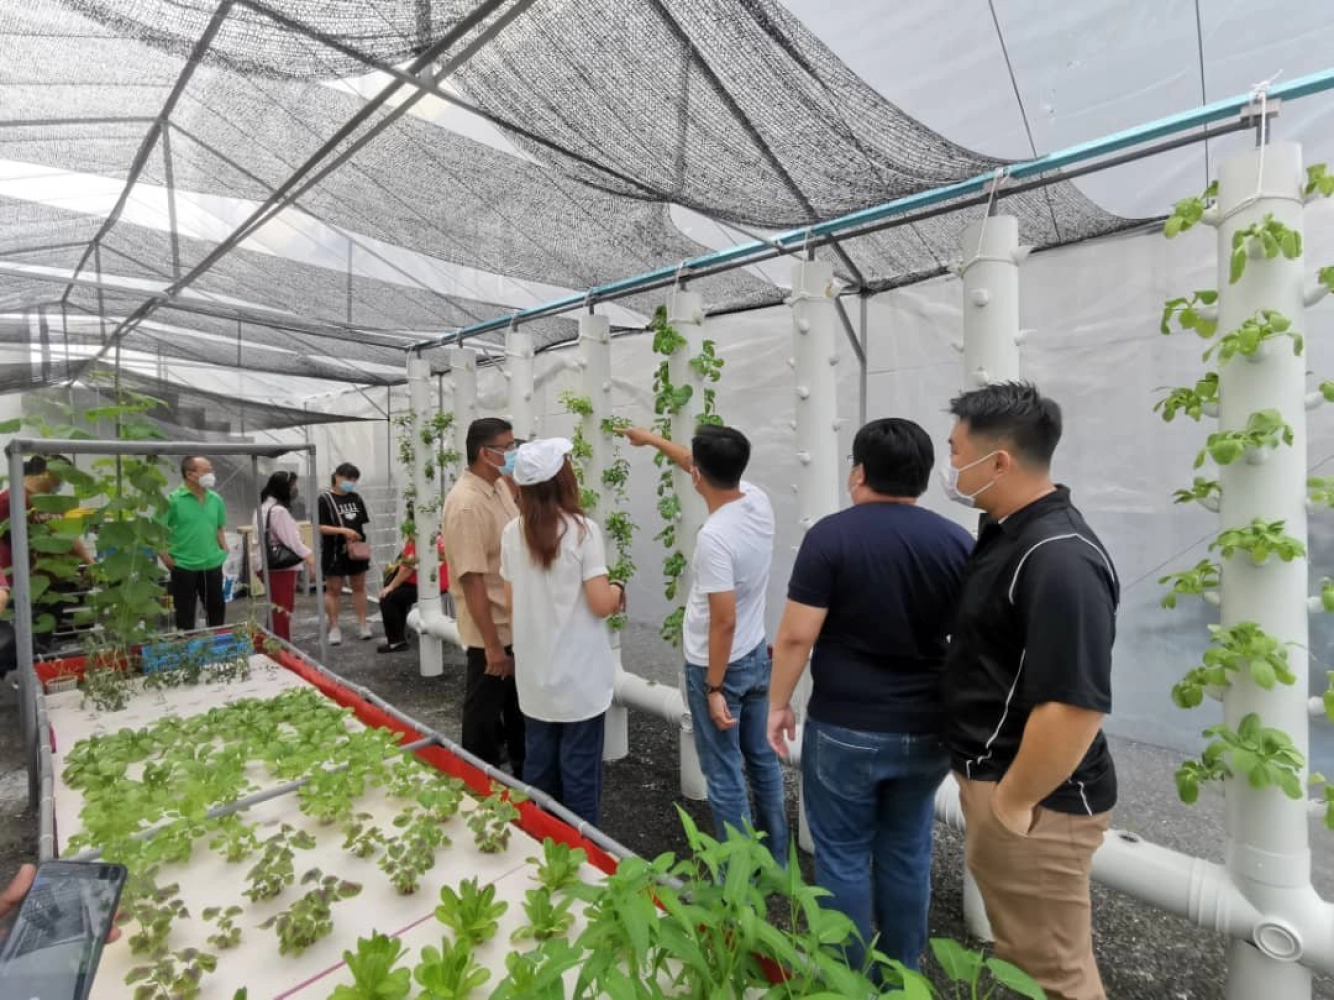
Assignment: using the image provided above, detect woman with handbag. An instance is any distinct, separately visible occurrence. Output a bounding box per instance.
[257,471,314,643]
[318,462,373,645]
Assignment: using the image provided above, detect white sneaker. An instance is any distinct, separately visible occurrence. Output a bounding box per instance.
[359,624,374,640]
[328,627,342,646]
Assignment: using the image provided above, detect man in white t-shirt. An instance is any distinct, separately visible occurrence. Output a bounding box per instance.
[623,424,789,860]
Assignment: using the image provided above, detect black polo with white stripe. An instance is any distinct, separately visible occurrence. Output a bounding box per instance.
[943,486,1119,815]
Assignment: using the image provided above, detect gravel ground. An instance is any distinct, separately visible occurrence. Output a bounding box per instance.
[5,596,1333,998]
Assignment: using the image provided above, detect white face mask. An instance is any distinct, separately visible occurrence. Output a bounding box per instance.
[197,472,217,490]
[939,451,998,508]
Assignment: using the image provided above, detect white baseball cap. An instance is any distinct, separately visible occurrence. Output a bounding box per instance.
[512,437,574,486]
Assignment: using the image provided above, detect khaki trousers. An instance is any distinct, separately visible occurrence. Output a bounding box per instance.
[956,774,1111,1000]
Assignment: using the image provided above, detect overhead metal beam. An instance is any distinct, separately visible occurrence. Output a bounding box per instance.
[411,80,1296,349]
[0,262,422,346]
[233,0,666,202]
[0,117,157,129]
[76,0,532,381]
[59,0,238,307]
[832,296,865,367]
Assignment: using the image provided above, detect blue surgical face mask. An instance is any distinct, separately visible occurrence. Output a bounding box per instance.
[339,480,357,494]
[486,446,517,477]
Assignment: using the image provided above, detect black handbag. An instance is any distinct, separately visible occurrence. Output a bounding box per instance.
[264,507,304,570]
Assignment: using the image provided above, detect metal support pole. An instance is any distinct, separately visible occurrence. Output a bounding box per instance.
[579,313,628,762]
[1215,141,1318,999]
[9,446,35,808]
[956,213,1026,943]
[408,357,444,678]
[858,293,869,427]
[506,326,536,442]
[666,287,708,802]
[787,259,842,853]
[252,453,273,633]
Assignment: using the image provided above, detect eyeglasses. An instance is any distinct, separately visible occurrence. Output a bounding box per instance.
[845,454,858,466]
[484,441,519,454]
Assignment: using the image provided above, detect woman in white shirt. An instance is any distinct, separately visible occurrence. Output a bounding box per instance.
[500,438,624,824]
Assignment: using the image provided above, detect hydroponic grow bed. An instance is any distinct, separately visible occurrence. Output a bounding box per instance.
[42,649,615,999]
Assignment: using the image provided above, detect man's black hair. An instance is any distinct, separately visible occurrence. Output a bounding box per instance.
[852,419,933,497]
[332,462,361,483]
[691,424,750,489]
[180,456,204,478]
[948,381,1062,468]
[465,417,513,465]
[23,455,70,478]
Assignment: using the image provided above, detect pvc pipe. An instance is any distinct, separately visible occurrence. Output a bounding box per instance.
[666,289,709,802]
[960,215,1024,389]
[787,259,842,854]
[407,357,446,676]
[506,327,536,442]
[578,313,629,763]
[955,215,1024,943]
[404,605,463,649]
[447,346,478,467]
[1215,141,1320,996]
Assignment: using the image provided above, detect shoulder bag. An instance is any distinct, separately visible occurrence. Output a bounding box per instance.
[264,506,304,570]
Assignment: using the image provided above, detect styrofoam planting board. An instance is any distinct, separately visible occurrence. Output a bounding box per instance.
[46,658,605,1000]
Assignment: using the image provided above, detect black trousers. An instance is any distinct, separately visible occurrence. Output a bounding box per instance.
[463,646,526,779]
[170,566,225,632]
[380,583,418,644]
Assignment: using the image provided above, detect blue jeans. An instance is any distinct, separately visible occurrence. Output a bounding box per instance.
[802,718,949,972]
[685,643,789,862]
[524,714,606,825]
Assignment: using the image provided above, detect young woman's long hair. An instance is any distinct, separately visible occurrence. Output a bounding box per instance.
[518,459,586,570]
[260,470,295,508]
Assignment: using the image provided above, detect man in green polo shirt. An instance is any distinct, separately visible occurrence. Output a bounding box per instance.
[161,456,229,632]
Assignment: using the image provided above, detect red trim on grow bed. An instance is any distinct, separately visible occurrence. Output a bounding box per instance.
[271,648,621,878]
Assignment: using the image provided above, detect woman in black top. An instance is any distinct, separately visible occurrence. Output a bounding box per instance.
[318,462,372,646]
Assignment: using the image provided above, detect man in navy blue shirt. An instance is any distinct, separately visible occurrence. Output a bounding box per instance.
[768,418,972,971]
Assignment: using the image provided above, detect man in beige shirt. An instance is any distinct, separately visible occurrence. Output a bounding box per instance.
[442,417,525,777]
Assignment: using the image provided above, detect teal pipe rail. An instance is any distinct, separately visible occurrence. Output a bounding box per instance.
[409,66,1334,351]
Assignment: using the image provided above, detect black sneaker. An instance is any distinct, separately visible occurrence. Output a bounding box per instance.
[376,641,408,654]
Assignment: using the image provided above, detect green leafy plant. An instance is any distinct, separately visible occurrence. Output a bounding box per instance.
[379,809,448,895]
[530,838,588,893]
[1307,163,1334,198]
[1155,373,1219,423]
[124,883,188,958]
[1195,409,1292,468]
[1163,179,1218,237]
[1160,290,1219,339]
[202,905,244,950]
[1210,518,1306,565]
[1205,309,1302,363]
[1172,476,1221,509]
[1309,773,1334,831]
[243,825,314,903]
[1175,713,1304,805]
[512,887,576,942]
[341,813,385,859]
[207,815,260,863]
[329,932,413,1000]
[1158,559,1220,609]
[1229,214,1303,283]
[929,936,1046,999]
[125,947,217,1000]
[468,784,524,853]
[412,937,491,1000]
[1171,622,1295,708]
[488,939,582,1000]
[435,877,508,945]
[259,869,362,956]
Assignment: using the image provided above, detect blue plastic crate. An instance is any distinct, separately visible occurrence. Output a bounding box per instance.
[141,633,254,675]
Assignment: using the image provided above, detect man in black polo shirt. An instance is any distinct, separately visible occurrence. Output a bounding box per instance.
[942,382,1118,1000]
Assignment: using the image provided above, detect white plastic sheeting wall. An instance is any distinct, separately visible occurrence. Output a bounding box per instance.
[302,204,1334,769]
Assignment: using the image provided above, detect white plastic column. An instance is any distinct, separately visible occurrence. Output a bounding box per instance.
[579,313,629,762]
[407,358,444,678]
[959,215,1024,389]
[506,327,536,443]
[1215,141,1317,999]
[788,259,842,853]
[448,347,478,464]
[667,288,709,802]
[957,213,1026,943]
